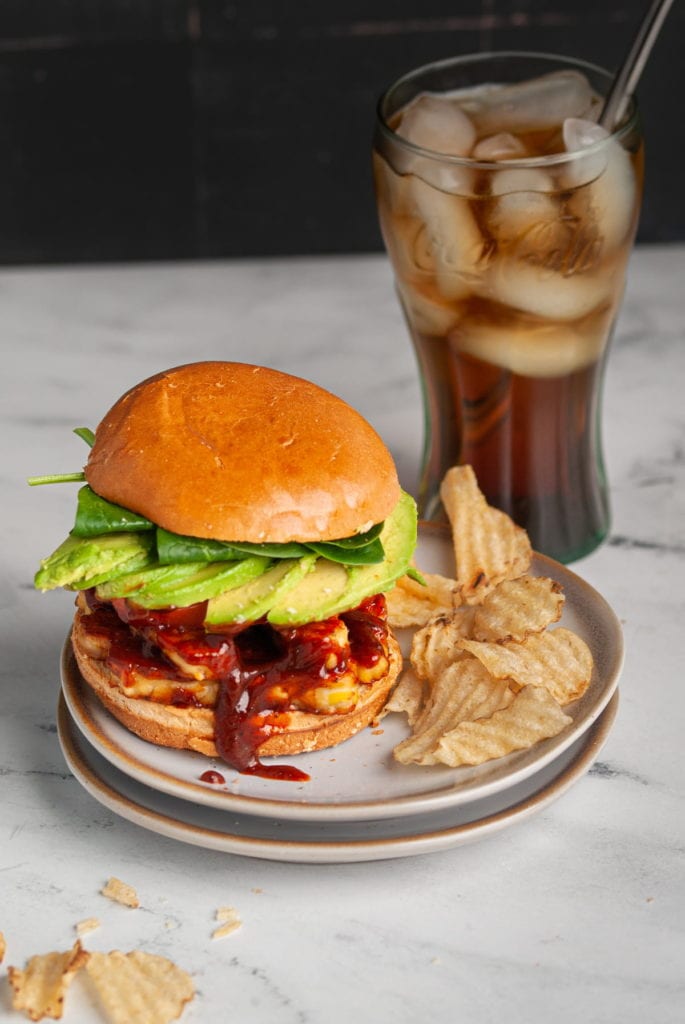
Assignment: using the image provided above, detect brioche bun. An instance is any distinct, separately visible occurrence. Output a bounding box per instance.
[71,618,402,759]
[85,361,400,543]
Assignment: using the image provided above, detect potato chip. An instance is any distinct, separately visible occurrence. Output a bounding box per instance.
[393,657,515,765]
[410,607,477,680]
[472,575,565,643]
[383,668,426,726]
[435,684,573,766]
[212,906,242,940]
[101,877,139,909]
[0,930,6,963]
[8,940,88,1021]
[459,627,594,704]
[386,571,460,628]
[85,950,194,1024]
[439,466,532,601]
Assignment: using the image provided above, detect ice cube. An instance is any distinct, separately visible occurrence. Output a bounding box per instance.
[449,310,612,377]
[397,280,461,337]
[397,93,477,193]
[487,167,561,245]
[409,177,485,299]
[383,213,436,281]
[562,117,609,187]
[461,70,596,134]
[472,132,527,161]
[399,93,477,156]
[563,118,637,249]
[483,256,612,321]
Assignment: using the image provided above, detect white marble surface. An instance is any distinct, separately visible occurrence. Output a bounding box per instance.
[1,247,684,1022]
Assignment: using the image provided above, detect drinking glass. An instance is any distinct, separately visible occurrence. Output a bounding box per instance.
[373,52,643,562]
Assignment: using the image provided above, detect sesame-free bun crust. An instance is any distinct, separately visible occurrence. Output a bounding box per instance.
[85,361,400,543]
[70,623,402,760]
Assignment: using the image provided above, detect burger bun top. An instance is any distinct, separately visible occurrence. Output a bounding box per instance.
[85,361,401,543]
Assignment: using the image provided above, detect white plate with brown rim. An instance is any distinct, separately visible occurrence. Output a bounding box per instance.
[57,689,618,863]
[59,525,624,823]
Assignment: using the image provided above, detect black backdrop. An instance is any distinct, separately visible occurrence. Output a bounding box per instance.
[0,1,682,264]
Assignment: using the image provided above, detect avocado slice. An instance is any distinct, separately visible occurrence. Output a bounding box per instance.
[204,554,317,626]
[34,532,156,592]
[96,556,271,608]
[267,491,417,625]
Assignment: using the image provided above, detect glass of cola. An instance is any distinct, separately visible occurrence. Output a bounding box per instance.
[373,52,643,562]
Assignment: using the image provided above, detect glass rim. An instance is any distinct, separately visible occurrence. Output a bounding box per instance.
[375,50,639,171]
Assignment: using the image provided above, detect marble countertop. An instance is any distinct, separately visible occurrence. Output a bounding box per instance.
[1,247,683,1023]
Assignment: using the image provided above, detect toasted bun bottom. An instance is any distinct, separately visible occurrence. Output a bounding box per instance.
[71,624,402,760]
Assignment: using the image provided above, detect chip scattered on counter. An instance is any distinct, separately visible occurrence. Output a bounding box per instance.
[101,877,140,909]
[8,940,88,1022]
[386,465,594,768]
[212,906,242,940]
[0,929,6,963]
[75,918,101,938]
[85,949,194,1024]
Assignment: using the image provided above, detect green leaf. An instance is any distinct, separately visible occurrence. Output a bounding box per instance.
[71,486,154,537]
[73,427,95,447]
[157,529,246,564]
[306,536,385,565]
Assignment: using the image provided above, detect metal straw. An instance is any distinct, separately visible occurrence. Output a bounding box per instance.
[599,0,677,129]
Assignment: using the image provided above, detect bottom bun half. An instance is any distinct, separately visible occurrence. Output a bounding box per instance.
[70,619,402,760]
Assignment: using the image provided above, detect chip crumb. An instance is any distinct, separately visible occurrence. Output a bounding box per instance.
[372,728,384,735]
[251,888,264,895]
[212,906,241,940]
[0,930,6,963]
[8,940,88,1021]
[76,918,101,937]
[101,877,140,909]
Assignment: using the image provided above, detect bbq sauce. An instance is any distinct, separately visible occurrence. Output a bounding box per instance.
[80,592,389,782]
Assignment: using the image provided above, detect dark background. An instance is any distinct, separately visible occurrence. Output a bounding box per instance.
[0,1,682,265]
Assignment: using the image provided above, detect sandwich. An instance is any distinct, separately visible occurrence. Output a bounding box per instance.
[33,361,417,780]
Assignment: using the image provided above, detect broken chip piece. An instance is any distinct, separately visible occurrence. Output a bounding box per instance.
[8,940,88,1022]
[101,877,140,909]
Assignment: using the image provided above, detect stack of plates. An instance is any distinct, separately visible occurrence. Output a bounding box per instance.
[58,534,623,864]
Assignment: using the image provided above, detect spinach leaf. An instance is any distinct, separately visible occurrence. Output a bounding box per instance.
[71,486,154,537]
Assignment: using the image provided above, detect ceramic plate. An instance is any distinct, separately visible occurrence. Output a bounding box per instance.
[60,526,623,821]
[58,691,618,863]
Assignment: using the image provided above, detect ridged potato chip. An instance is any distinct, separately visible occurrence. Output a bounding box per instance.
[472,575,565,643]
[386,571,460,628]
[385,463,593,772]
[85,950,194,1024]
[383,668,426,725]
[435,684,572,766]
[393,656,515,765]
[8,941,88,1021]
[459,627,593,704]
[439,466,532,601]
[410,607,477,680]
